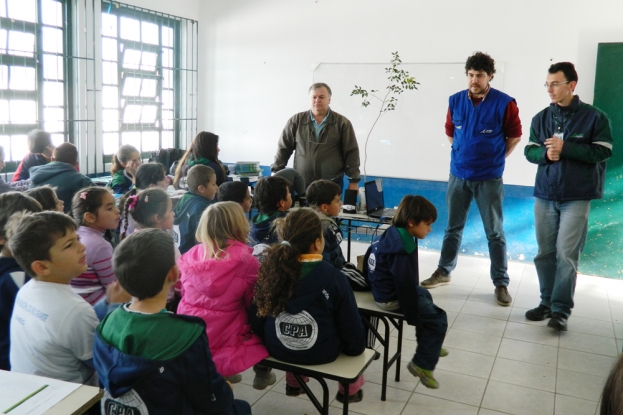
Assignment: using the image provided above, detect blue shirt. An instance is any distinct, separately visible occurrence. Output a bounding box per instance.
[310,109,331,140]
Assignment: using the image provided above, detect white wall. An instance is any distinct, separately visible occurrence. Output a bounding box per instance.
[197,0,623,186]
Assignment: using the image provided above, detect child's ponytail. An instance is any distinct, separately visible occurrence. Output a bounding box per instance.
[71,187,113,226]
[255,208,324,317]
[121,188,169,240]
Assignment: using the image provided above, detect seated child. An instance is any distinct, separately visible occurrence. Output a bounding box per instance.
[178,202,274,389]
[218,181,253,213]
[119,163,170,238]
[366,195,448,389]
[273,168,305,203]
[8,211,99,384]
[12,129,54,182]
[94,228,251,415]
[250,176,291,245]
[108,144,141,194]
[71,187,120,305]
[26,185,65,212]
[306,179,368,291]
[29,142,93,213]
[0,146,30,193]
[173,165,218,254]
[0,193,42,370]
[255,208,366,403]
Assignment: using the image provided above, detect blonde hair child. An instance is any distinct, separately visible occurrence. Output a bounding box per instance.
[177,202,275,389]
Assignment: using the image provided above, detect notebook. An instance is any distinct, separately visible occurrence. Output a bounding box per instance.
[365,179,396,219]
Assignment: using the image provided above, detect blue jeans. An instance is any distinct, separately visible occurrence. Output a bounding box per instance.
[438,174,509,286]
[533,198,590,317]
[412,286,448,371]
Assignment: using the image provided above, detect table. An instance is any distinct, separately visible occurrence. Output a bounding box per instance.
[337,212,390,262]
[45,385,102,415]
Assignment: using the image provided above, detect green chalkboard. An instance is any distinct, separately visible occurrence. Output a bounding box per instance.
[580,43,623,278]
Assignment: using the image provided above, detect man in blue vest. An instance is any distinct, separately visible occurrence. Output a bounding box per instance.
[524,62,612,331]
[421,52,522,307]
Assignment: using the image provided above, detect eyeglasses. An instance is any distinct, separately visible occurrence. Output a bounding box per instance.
[544,81,570,89]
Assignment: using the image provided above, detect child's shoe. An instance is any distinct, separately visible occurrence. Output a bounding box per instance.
[407,361,439,389]
[335,389,363,403]
[252,364,276,390]
[440,348,449,357]
[224,374,242,383]
[286,385,306,397]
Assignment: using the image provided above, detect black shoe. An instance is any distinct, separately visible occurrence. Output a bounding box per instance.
[548,313,568,331]
[286,385,306,397]
[525,304,552,321]
[335,389,363,403]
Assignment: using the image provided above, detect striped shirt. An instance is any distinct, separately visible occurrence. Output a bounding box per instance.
[70,226,117,305]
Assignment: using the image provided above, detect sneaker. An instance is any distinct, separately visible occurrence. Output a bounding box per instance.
[494,286,512,306]
[335,389,363,403]
[421,270,451,289]
[286,385,306,397]
[547,312,568,331]
[525,304,552,321]
[439,348,449,357]
[224,374,242,383]
[407,361,439,389]
[252,366,276,390]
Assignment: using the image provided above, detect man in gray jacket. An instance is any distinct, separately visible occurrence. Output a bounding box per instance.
[271,83,360,192]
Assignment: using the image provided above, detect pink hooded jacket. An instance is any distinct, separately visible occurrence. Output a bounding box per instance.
[177,240,268,376]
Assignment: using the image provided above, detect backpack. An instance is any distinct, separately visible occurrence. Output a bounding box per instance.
[148,148,185,174]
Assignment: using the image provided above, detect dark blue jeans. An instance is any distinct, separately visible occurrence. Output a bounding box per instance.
[412,286,448,371]
[438,174,509,287]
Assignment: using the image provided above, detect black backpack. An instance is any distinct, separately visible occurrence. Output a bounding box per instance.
[148,148,185,174]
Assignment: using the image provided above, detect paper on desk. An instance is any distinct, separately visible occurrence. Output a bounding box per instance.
[0,370,80,415]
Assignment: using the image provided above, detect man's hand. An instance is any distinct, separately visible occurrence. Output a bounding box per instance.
[544,136,563,162]
[347,182,359,191]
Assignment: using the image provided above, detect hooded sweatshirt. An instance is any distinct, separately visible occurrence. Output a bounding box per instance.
[366,226,420,325]
[173,192,214,254]
[29,162,93,212]
[94,307,238,415]
[250,211,287,246]
[0,256,29,370]
[177,240,268,376]
[263,259,365,365]
[13,153,48,181]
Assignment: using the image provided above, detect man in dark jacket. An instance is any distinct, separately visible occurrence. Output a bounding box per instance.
[271,83,360,192]
[524,62,613,331]
[29,142,93,212]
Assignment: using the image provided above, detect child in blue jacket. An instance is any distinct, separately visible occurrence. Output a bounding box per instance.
[366,195,448,389]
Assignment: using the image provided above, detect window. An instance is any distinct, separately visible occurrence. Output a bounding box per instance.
[100,1,197,160]
[0,0,67,170]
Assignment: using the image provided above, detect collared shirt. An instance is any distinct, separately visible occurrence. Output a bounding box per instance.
[310,108,331,140]
[467,84,490,104]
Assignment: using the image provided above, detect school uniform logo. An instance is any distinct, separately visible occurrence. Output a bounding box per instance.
[368,253,376,271]
[275,310,318,350]
[102,389,148,415]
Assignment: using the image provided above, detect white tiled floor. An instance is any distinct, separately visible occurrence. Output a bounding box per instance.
[235,242,622,415]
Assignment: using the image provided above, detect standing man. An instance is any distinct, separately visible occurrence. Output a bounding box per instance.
[420,52,522,307]
[271,83,360,192]
[524,62,612,331]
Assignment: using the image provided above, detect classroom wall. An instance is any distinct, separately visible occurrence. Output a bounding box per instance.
[197,0,623,186]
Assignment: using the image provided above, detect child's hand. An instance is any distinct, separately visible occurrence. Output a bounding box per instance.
[106,280,132,304]
[226,381,234,391]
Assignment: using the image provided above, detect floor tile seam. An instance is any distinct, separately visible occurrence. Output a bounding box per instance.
[502,320,561,348]
[555,366,610,380]
[560,329,619,341]
[484,376,558,396]
[556,344,619,358]
[553,388,603,403]
[457,310,513,323]
[448,326,504,342]
[397,390,417,415]
[492,355,559,373]
[410,389,483,410]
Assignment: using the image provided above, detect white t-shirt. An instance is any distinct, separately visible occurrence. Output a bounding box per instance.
[10,280,99,384]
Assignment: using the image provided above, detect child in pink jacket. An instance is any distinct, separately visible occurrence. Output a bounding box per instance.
[177,201,274,389]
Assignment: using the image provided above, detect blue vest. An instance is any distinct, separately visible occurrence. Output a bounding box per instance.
[449,88,514,180]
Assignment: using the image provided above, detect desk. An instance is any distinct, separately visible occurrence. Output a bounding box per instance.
[354,291,404,401]
[337,213,390,262]
[45,385,102,415]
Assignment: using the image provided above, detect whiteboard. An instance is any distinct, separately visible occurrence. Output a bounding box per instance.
[313,62,506,181]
